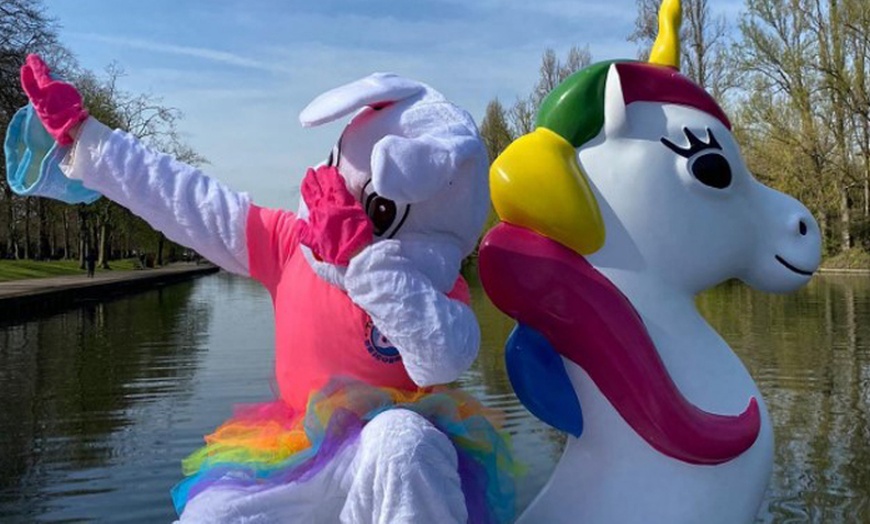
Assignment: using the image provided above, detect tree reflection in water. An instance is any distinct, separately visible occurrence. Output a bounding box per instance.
[0,278,212,521]
[699,276,870,523]
[0,273,869,522]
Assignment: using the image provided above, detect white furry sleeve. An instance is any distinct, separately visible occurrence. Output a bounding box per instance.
[62,118,251,276]
[344,240,480,386]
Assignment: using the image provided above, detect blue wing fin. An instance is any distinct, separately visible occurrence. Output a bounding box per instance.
[505,323,583,437]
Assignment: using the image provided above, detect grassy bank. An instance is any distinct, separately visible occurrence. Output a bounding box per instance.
[0,259,139,282]
[820,248,870,271]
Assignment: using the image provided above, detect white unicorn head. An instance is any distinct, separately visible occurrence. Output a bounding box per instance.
[583,65,820,295]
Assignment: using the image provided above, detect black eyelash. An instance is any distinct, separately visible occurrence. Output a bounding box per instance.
[327,135,343,168]
[660,127,722,158]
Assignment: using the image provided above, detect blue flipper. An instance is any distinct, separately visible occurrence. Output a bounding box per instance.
[505,323,583,437]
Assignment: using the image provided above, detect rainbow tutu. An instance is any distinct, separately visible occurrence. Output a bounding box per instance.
[172,379,518,523]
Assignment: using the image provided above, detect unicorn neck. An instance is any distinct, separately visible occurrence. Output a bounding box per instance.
[591,266,702,325]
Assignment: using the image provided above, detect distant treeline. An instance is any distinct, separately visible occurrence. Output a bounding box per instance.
[5,0,869,267]
[0,1,201,267]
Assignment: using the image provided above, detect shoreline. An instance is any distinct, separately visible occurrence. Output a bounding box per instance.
[818,267,870,275]
[0,263,220,318]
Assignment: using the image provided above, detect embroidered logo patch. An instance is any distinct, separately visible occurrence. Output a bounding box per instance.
[365,319,401,364]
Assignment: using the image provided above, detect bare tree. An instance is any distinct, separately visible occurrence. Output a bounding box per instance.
[507,46,594,137]
[0,3,206,264]
[561,45,593,83]
[733,0,870,253]
[629,0,732,100]
[479,99,515,163]
[0,0,64,258]
[509,97,536,137]
[73,65,208,268]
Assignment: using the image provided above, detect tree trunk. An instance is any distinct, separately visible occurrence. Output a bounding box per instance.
[78,207,88,269]
[819,212,829,254]
[157,233,165,266]
[98,221,110,269]
[78,237,85,269]
[37,199,50,260]
[839,186,852,252]
[865,173,869,218]
[23,199,30,260]
[62,209,71,259]
[4,187,14,256]
[49,221,56,260]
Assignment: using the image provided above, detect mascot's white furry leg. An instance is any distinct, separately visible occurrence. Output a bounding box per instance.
[341,409,467,524]
[174,409,466,524]
[174,442,357,523]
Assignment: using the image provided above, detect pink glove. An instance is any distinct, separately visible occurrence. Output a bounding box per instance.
[296,166,373,266]
[20,54,89,146]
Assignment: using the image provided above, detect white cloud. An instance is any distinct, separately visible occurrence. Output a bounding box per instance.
[68,33,296,75]
[54,0,710,209]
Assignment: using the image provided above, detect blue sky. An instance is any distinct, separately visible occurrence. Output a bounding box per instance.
[49,0,743,209]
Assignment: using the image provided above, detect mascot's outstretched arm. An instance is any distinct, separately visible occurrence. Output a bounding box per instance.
[65,118,254,275]
[19,54,260,276]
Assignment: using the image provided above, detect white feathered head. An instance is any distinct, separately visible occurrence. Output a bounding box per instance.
[299,73,490,269]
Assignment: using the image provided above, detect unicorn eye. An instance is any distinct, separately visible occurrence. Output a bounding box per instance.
[661,128,732,190]
[689,152,732,189]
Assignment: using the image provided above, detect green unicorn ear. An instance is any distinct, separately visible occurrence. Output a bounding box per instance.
[489,60,625,256]
[535,60,617,148]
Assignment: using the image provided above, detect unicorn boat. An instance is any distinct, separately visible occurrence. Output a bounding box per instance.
[479,0,822,521]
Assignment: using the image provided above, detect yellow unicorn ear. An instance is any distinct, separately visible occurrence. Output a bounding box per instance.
[649,0,682,70]
[490,128,605,255]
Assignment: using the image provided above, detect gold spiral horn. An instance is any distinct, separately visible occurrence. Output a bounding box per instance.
[649,0,682,70]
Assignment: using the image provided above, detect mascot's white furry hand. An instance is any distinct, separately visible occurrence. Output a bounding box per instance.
[344,239,478,385]
[295,165,373,266]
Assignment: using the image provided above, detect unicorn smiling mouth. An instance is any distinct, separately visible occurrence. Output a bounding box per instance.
[775,255,814,276]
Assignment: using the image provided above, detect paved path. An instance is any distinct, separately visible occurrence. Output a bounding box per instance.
[0,263,219,301]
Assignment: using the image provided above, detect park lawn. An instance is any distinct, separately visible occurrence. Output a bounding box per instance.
[0,258,139,282]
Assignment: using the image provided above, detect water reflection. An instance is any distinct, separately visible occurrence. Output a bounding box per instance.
[462,287,566,510]
[699,277,870,523]
[0,273,868,522]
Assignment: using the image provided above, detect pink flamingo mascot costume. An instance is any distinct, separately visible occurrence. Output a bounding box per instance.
[12,56,516,523]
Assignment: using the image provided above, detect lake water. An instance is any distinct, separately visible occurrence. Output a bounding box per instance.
[0,272,868,522]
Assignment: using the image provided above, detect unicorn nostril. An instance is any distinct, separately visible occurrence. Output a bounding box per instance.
[798,220,808,236]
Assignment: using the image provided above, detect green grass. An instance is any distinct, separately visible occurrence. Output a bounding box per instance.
[0,258,140,282]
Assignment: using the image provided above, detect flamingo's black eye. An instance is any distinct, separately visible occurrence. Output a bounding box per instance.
[365,193,397,236]
[361,180,410,238]
[689,152,732,189]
